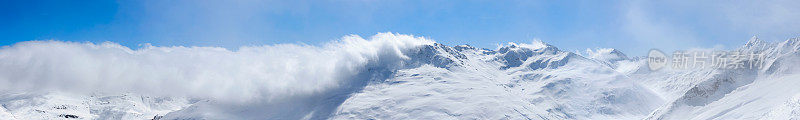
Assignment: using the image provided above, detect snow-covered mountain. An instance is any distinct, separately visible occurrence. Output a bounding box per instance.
[642,37,800,119]
[1,33,799,119]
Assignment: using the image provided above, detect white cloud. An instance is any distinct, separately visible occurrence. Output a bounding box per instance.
[0,33,433,103]
[621,0,800,55]
[719,0,800,40]
[622,1,702,54]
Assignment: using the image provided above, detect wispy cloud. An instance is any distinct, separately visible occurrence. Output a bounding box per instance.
[620,0,800,55]
[719,0,800,40]
[621,1,702,54]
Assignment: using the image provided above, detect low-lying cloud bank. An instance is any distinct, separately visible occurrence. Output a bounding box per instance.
[0,33,433,103]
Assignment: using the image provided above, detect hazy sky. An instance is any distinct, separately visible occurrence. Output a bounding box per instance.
[2,0,799,55]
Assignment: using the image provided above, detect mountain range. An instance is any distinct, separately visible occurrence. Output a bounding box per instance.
[1,33,799,119]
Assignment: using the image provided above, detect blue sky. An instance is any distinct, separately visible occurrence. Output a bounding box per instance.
[2,0,799,55]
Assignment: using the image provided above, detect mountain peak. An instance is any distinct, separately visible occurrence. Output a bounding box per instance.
[497,41,559,55]
[453,44,475,51]
[586,48,629,61]
[739,36,772,53]
[499,40,553,50]
[744,36,766,47]
[779,37,800,49]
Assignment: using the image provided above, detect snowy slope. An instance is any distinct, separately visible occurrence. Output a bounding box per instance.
[0,92,192,119]
[643,37,800,120]
[1,34,799,119]
[331,41,663,119]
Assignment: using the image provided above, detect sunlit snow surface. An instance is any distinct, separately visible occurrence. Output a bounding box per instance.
[1,34,799,119]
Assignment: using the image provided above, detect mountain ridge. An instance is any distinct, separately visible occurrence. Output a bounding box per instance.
[1,34,799,119]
